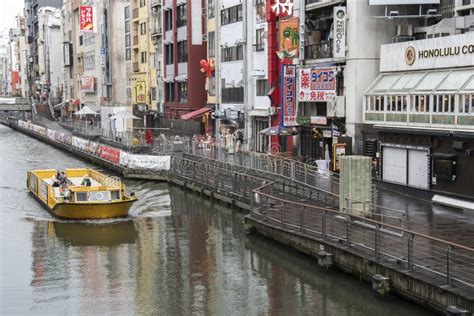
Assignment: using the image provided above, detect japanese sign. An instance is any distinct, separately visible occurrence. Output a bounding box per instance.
[333,7,346,58]
[277,18,299,60]
[135,81,146,103]
[298,67,336,102]
[271,0,294,18]
[80,6,95,33]
[281,64,298,127]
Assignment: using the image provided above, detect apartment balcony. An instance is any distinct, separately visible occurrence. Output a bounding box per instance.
[132,8,139,20]
[151,26,162,39]
[304,41,332,60]
[133,62,140,73]
[133,35,139,47]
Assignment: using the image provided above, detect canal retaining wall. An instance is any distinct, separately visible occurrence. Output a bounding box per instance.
[2,118,473,315]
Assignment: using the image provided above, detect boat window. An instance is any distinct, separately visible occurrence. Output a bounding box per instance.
[76,192,88,201]
[110,191,120,200]
[89,191,109,202]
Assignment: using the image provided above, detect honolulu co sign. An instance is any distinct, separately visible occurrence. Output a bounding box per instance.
[414,44,474,62]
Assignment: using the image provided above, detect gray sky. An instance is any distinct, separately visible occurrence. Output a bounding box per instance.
[0,0,25,31]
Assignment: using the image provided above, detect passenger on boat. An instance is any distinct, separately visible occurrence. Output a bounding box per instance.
[60,172,72,186]
[51,171,61,187]
[81,175,92,186]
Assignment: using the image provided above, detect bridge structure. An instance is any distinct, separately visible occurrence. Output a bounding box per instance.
[0,98,30,111]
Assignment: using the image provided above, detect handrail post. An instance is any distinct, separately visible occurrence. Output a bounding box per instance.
[408,233,415,271]
[346,215,350,247]
[447,245,453,286]
[281,202,285,228]
[304,164,308,185]
[322,210,327,240]
[374,224,380,260]
[300,206,305,233]
[291,161,295,180]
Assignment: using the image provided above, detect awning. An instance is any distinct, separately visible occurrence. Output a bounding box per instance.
[365,69,474,96]
[429,153,457,159]
[180,106,213,120]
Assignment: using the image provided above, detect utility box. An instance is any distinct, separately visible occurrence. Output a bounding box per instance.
[339,156,372,216]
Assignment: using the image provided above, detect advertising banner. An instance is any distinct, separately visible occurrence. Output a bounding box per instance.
[298,67,336,102]
[81,76,96,93]
[333,7,346,59]
[135,80,146,103]
[99,145,121,164]
[120,153,171,171]
[85,141,100,155]
[47,129,56,140]
[281,64,298,127]
[80,6,95,32]
[72,136,89,151]
[278,18,299,60]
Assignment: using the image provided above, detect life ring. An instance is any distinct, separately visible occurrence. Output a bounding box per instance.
[94,192,104,200]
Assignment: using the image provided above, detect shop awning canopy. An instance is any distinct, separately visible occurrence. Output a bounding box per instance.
[180,106,213,120]
[73,105,99,116]
[365,69,474,95]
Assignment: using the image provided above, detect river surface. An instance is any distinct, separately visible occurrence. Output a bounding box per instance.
[0,125,434,315]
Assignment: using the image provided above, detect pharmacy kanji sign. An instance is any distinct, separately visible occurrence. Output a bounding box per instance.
[80,6,94,32]
[281,64,298,127]
[271,0,294,18]
[298,67,336,102]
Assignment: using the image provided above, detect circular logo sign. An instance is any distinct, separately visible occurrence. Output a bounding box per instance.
[405,46,415,66]
[336,9,345,19]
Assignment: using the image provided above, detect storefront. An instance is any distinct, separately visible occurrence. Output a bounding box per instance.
[363,33,474,199]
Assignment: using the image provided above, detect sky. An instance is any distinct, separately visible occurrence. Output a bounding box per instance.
[0,0,25,31]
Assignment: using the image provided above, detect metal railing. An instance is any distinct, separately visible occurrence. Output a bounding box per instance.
[58,117,101,136]
[304,41,333,60]
[251,181,474,291]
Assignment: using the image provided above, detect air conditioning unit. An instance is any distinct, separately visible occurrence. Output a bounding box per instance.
[396,25,413,37]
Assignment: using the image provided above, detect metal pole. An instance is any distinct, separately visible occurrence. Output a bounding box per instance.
[300,206,304,233]
[447,245,453,286]
[375,224,380,260]
[346,215,350,247]
[408,233,415,271]
[322,210,327,239]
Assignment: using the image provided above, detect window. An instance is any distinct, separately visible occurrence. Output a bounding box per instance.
[84,51,95,70]
[124,6,130,20]
[208,31,215,57]
[165,82,175,102]
[164,9,173,31]
[256,2,265,23]
[141,51,147,63]
[140,22,146,35]
[411,95,428,113]
[208,0,215,18]
[140,0,146,8]
[151,87,157,101]
[165,44,174,64]
[177,4,187,28]
[125,48,131,61]
[177,41,187,63]
[221,45,243,62]
[222,87,244,103]
[125,34,131,47]
[461,95,474,113]
[256,79,269,96]
[79,35,83,46]
[221,4,243,26]
[178,82,188,103]
[255,29,264,51]
[125,21,130,33]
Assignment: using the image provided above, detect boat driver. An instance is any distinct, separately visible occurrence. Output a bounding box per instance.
[81,175,92,187]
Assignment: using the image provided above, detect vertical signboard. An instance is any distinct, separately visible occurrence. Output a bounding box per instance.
[278,17,299,59]
[281,64,298,127]
[298,67,336,102]
[333,6,346,58]
[135,80,146,103]
[333,143,347,172]
[80,6,95,33]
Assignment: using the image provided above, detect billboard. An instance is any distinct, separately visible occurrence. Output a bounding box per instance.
[369,0,439,4]
[298,67,336,102]
[281,64,298,127]
[278,17,299,60]
[81,76,96,93]
[80,6,95,32]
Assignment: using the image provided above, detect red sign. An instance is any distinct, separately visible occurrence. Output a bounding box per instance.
[281,64,297,127]
[80,6,94,32]
[81,77,96,93]
[99,145,121,164]
[271,0,294,17]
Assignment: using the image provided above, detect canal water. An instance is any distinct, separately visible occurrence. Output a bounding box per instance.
[0,125,434,315]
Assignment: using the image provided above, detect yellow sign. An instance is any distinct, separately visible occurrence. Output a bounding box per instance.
[333,143,346,172]
[135,81,146,104]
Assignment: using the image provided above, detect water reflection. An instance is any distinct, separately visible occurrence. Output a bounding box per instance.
[0,125,433,315]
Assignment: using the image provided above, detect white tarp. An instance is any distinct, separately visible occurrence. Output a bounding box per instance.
[71,136,89,151]
[0,98,16,104]
[120,153,171,171]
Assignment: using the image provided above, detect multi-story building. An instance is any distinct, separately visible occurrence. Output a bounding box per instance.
[162,0,207,121]
[8,27,20,96]
[0,30,9,95]
[37,7,61,101]
[15,14,29,98]
[25,0,63,94]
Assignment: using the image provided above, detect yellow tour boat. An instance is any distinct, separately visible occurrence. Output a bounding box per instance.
[27,168,137,219]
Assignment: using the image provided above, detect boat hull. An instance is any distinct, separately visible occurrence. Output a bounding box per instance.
[51,200,136,219]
